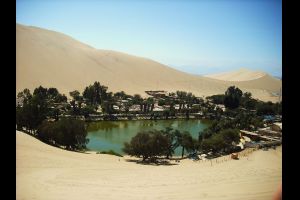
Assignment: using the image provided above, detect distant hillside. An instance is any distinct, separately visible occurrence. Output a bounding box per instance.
[16,24,281,102]
[204,68,269,81]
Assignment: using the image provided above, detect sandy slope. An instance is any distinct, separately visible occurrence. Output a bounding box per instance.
[16,24,281,102]
[204,68,267,81]
[16,131,282,200]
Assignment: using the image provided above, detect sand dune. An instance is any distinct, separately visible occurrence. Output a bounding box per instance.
[16,130,282,200]
[204,68,267,81]
[16,24,281,102]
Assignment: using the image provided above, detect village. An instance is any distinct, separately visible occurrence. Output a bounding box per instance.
[17,87,282,160]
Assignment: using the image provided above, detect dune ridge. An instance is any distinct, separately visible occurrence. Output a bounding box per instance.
[16,24,281,102]
[204,68,267,81]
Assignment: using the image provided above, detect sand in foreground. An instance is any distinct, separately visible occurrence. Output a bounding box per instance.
[16,131,281,200]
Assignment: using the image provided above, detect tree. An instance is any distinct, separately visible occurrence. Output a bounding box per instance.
[46,88,67,103]
[81,105,97,119]
[16,93,49,134]
[48,88,59,98]
[220,129,240,145]
[16,105,26,130]
[37,118,89,150]
[16,86,69,132]
[174,130,196,158]
[176,91,187,111]
[69,90,80,101]
[123,130,169,161]
[146,97,155,112]
[240,92,258,110]
[165,97,175,115]
[158,99,165,106]
[163,110,170,120]
[83,86,95,105]
[55,94,68,103]
[69,90,84,115]
[275,102,282,115]
[114,91,127,100]
[243,92,252,99]
[256,101,276,116]
[202,134,225,153]
[33,86,48,100]
[180,131,195,157]
[132,94,143,112]
[161,127,177,159]
[224,86,243,109]
[123,101,133,113]
[95,82,108,104]
[17,88,32,104]
[207,94,225,105]
[101,92,116,114]
[82,82,109,106]
[201,129,240,154]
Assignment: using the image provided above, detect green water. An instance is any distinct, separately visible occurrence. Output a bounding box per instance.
[86,119,211,156]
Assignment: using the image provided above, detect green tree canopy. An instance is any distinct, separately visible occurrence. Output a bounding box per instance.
[224,86,243,109]
[201,129,240,153]
[37,118,88,150]
[69,90,80,101]
[123,130,169,161]
[17,88,32,104]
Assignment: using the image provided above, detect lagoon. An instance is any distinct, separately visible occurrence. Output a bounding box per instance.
[87,119,211,156]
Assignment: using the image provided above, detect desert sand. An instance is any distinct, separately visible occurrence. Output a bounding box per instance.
[16,24,281,102]
[204,68,267,81]
[16,130,282,200]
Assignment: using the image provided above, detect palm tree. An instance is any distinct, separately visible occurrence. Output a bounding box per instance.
[186,92,194,109]
[17,88,32,104]
[92,81,108,105]
[107,92,115,113]
[146,97,155,112]
[114,91,127,100]
[132,94,143,112]
[161,127,176,159]
[93,82,101,104]
[83,86,95,105]
[124,101,133,113]
[175,130,195,158]
[176,91,188,112]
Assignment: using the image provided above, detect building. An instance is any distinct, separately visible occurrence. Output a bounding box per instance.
[113,105,120,110]
[145,90,168,98]
[258,127,282,137]
[215,104,225,111]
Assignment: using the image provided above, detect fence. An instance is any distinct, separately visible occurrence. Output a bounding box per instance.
[194,147,260,166]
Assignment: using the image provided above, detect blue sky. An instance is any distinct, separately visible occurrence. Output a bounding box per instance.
[16,0,282,77]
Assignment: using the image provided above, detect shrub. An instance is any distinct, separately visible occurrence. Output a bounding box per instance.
[99,150,123,157]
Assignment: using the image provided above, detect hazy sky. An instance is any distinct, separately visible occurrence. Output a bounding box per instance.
[16,0,282,77]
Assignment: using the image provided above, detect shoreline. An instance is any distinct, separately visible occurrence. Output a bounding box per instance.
[83,114,204,122]
[17,130,279,162]
[19,128,279,162]
[86,145,262,162]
